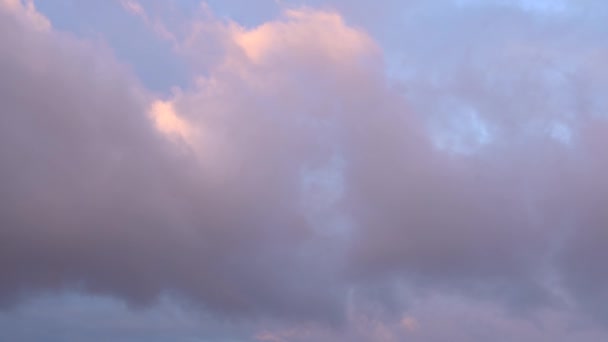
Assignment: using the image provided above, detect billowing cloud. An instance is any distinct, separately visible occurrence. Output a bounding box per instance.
[2,0,608,341]
[0,0,374,324]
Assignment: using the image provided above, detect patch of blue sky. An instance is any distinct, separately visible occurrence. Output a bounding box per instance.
[0,292,244,342]
[35,1,188,93]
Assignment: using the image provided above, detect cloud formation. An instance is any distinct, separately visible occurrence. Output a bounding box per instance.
[2,0,608,340]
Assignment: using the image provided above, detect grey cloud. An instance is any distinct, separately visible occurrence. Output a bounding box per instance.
[0,2,345,324]
[2,0,608,341]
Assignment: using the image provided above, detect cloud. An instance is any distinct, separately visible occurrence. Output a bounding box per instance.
[0,0,375,325]
[0,0,187,307]
[350,0,608,320]
[0,0,49,31]
[149,100,197,146]
[2,0,608,341]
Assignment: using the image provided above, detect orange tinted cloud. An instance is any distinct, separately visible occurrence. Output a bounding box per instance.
[149,100,196,145]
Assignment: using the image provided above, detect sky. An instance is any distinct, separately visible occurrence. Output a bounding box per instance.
[1,0,608,341]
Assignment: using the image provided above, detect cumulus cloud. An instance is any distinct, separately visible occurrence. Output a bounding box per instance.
[0,0,373,324]
[2,0,608,340]
[0,0,187,306]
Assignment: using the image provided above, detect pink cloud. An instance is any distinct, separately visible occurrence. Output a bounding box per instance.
[2,1,608,341]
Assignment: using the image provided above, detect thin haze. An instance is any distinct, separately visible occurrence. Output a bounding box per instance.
[1,0,608,341]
